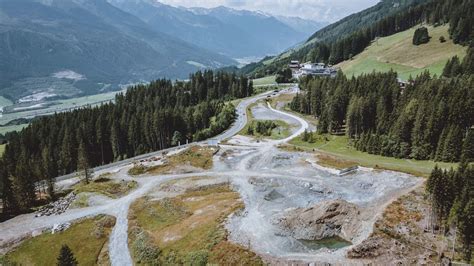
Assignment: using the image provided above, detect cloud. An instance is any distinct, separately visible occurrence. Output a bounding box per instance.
[157,0,380,22]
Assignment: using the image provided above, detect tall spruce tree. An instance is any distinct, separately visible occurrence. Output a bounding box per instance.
[57,245,78,266]
[77,139,92,184]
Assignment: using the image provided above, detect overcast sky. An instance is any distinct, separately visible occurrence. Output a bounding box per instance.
[157,0,380,22]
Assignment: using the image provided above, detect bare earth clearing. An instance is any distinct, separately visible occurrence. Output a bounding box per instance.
[0,88,423,265]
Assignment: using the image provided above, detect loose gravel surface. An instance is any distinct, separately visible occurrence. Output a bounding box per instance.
[0,87,422,265]
[251,102,300,133]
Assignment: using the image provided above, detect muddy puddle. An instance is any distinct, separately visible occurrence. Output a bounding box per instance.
[299,237,352,251]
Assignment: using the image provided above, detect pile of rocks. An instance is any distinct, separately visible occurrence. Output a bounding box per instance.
[274,199,361,242]
[51,222,71,234]
[35,192,76,217]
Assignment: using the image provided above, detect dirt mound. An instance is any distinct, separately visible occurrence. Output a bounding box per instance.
[347,235,386,258]
[274,199,361,242]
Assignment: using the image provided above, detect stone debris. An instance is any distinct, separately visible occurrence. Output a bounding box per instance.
[35,192,76,217]
[51,222,71,234]
[274,199,361,242]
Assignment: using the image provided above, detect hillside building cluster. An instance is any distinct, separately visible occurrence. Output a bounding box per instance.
[289,61,338,79]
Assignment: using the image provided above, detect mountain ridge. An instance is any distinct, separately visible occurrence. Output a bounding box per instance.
[0,0,235,102]
[108,0,325,58]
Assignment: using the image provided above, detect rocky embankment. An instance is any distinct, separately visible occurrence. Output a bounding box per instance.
[35,193,76,217]
[274,199,361,242]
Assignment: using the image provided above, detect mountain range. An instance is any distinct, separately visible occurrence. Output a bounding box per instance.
[0,0,324,102]
[109,0,326,58]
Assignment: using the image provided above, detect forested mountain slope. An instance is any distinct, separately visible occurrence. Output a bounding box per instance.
[243,0,473,78]
[0,0,234,102]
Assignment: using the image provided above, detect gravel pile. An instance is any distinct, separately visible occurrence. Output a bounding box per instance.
[274,199,361,242]
[35,192,76,217]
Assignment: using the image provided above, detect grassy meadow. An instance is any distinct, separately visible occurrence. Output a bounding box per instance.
[337,24,467,80]
[285,134,457,177]
[252,75,276,86]
[5,215,115,265]
[128,183,262,265]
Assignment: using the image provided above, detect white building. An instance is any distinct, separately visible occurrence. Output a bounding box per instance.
[288,60,300,69]
[293,62,337,79]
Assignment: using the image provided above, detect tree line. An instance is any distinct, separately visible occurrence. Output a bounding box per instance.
[0,70,253,215]
[426,162,474,262]
[290,47,474,162]
[301,0,472,65]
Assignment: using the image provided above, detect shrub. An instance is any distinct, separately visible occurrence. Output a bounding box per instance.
[95,215,116,228]
[185,250,209,266]
[132,231,161,264]
[91,226,105,239]
[439,36,446,43]
[128,164,148,176]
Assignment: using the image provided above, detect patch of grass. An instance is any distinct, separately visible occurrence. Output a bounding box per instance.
[286,134,456,177]
[128,183,262,265]
[268,93,295,109]
[252,75,276,86]
[148,146,216,175]
[73,178,137,198]
[70,193,90,208]
[130,197,191,232]
[243,119,291,140]
[315,154,358,170]
[337,24,467,80]
[128,164,149,176]
[239,101,292,140]
[6,215,115,265]
[208,241,263,265]
[253,85,279,95]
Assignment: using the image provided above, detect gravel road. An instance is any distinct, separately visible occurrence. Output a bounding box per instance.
[0,85,422,265]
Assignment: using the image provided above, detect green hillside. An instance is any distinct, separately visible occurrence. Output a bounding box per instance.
[337,25,467,80]
[242,0,472,79]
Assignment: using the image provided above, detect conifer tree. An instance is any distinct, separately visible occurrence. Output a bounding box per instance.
[461,129,474,162]
[77,139,92,184]
[57,245,78,266]
[0,159,16,214]
[413,27,430,45]
[442,125,463,162]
